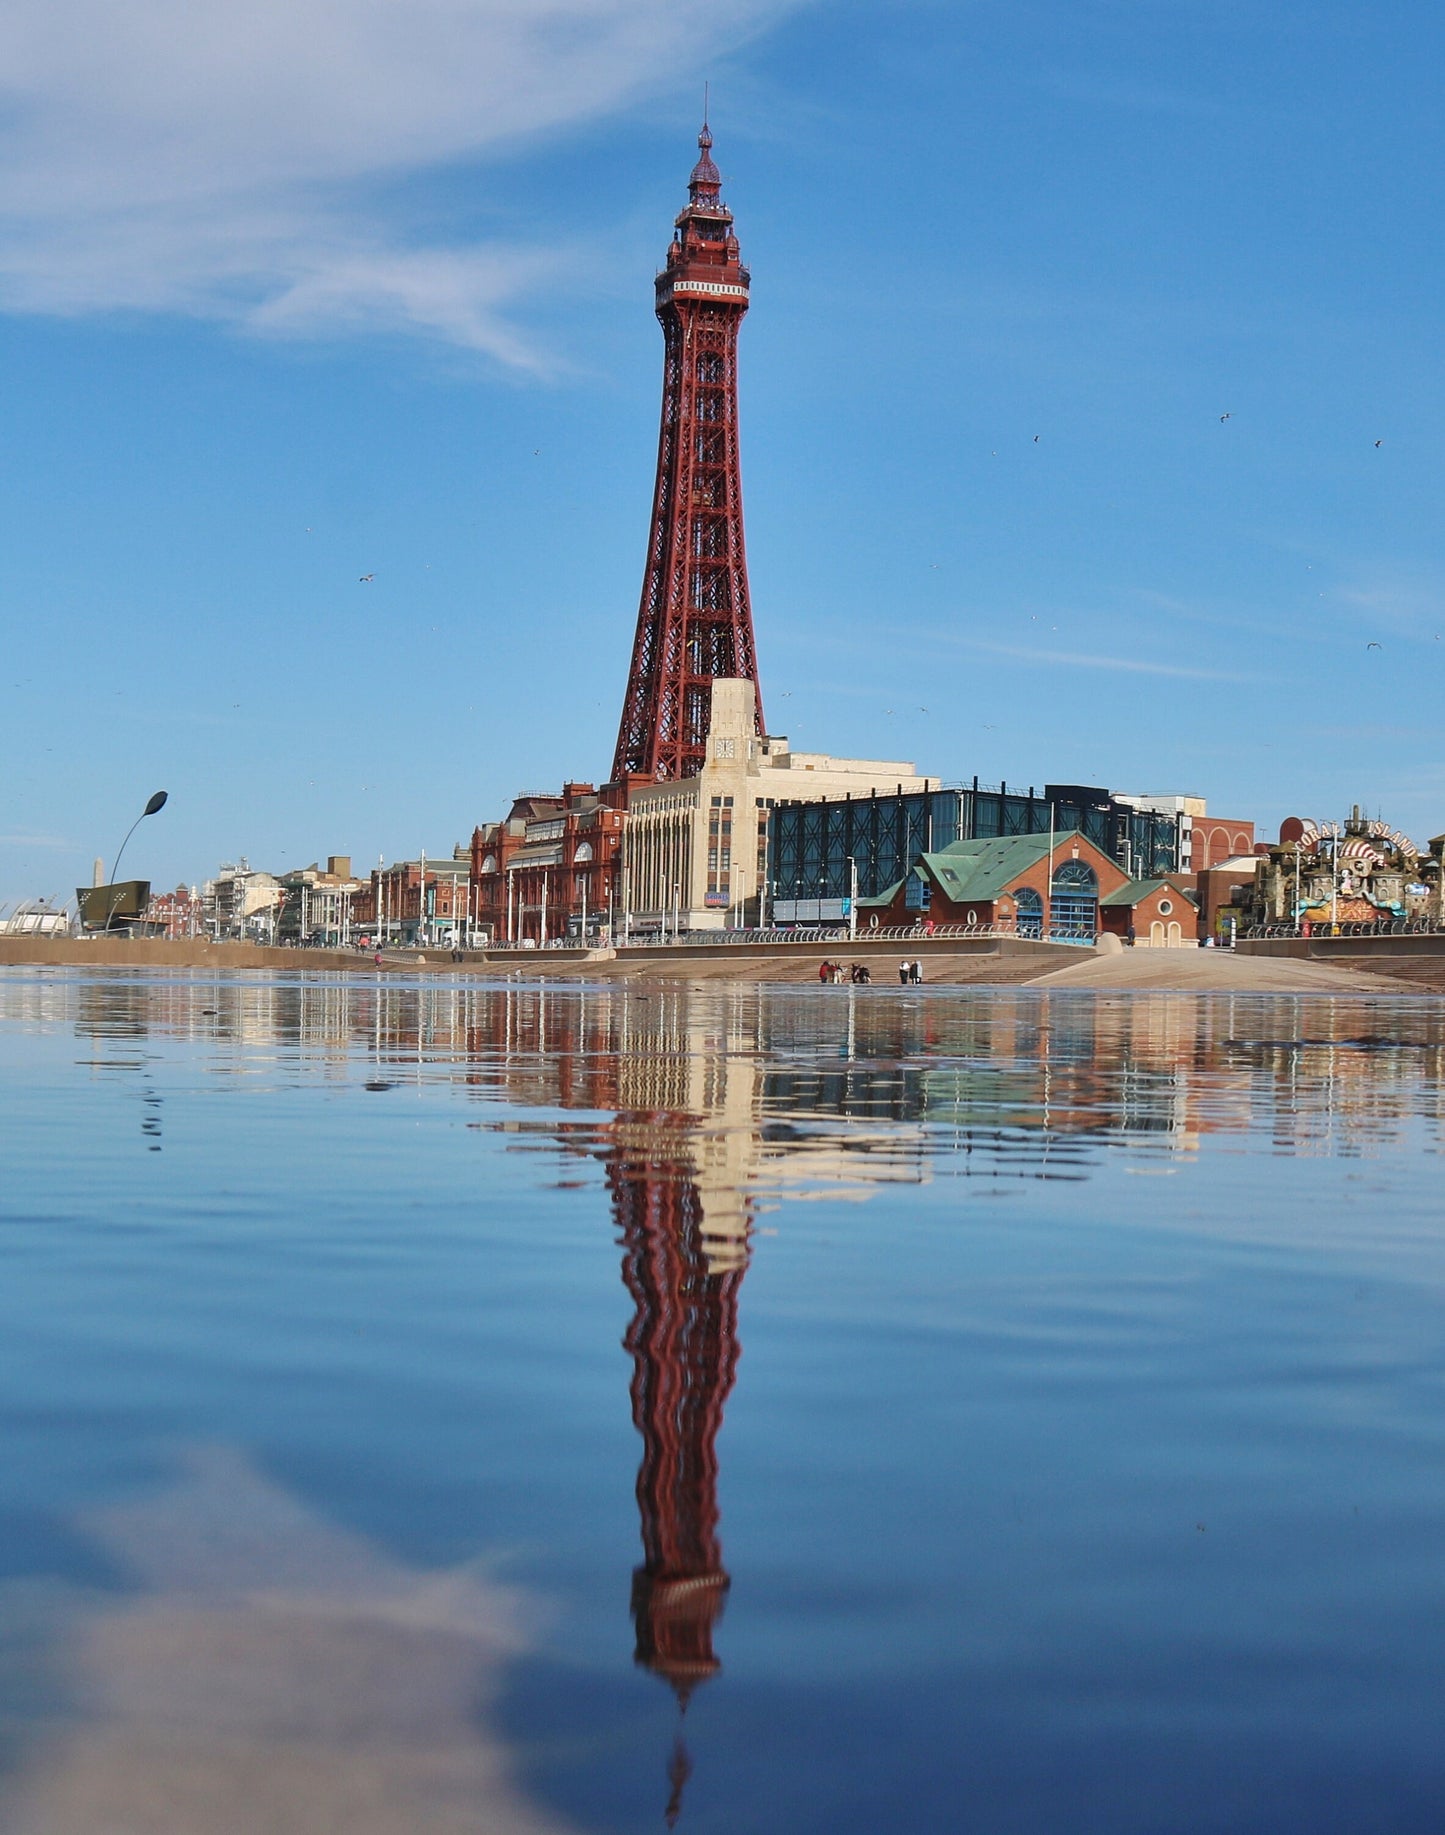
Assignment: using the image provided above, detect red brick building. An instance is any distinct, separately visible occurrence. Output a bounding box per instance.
[1194,862,1260,941]
[365,851,470,946]
[144,884,205,940]
[471,782,630,946]
[855,831,1198,943]
[1098,875,1199,944]
[1191,817,1256,869]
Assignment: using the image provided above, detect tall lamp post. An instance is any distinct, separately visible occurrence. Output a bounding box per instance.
[105,790,168,929]
[110,790,168,885]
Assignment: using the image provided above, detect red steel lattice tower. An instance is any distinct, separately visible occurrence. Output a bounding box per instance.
[612,123,765,783]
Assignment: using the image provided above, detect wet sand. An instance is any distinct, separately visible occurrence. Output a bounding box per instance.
[1,935,1436,993]
[493,943,1416,993]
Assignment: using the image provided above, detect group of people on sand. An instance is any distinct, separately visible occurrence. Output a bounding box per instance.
[818,960,873,984]
[817,958,926,985]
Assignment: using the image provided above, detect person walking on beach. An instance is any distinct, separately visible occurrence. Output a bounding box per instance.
[819,960,831,984]
[910,959,923,984]
[899,959,910,985]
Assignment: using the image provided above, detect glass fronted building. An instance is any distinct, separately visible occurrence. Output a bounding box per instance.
[768,781,1180,917]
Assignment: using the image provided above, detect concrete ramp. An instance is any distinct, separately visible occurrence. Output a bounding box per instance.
[1029,949,1402,992]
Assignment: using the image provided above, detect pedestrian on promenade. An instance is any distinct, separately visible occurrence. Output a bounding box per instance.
[899,959,910,985]
[910,959,923,984]
[819,960,832,985]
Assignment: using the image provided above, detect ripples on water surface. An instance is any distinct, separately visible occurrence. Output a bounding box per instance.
[3,969,1445,1833]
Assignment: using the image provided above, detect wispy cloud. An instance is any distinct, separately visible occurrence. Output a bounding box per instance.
[1334,577,1445,639]
[951,638,1255,682]
[0,0,806,359]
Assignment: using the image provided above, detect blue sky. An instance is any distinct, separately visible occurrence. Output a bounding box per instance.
[4,0,1445,904]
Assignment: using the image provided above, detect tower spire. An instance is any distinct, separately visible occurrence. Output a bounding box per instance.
[688,119,722,205]
[611,122,765,783]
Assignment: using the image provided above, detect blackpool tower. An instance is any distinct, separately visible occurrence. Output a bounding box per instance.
[611,123,765,783]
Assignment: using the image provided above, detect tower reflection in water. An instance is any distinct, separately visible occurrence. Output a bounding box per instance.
[609,1106,752,1826]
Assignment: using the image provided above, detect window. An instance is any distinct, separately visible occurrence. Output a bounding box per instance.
[706,798,734,906]
[574,842,593,863]
[1013,886,1043,939]
[1049,859,1098,943]
[481,854,497,874]
[1158,897,1173,915]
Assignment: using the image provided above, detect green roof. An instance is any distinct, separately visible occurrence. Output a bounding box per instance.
[919,831,1091,903]
[1099,876,1195,908]
[855,878,904,910]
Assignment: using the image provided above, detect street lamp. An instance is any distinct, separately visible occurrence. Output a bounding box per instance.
[104,789,168,930]
[111,789,168,885]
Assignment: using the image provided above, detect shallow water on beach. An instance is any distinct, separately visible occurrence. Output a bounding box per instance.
[2,969,1445,1833]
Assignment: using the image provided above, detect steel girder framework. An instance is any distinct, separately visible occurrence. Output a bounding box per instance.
[612,127,764,782]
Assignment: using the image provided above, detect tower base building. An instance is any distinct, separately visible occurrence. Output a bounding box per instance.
[622,680,935,934]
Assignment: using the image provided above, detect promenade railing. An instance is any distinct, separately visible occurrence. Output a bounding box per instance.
[1240,918,1445,939]
[481,922,1034,951]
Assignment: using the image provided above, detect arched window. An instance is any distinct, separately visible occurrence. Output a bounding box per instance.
[574,842,594,864]
[1013,886,1044,939]
[481,854,498,875]
[1050,859,1098,943]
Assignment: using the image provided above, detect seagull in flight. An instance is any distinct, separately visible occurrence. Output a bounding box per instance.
[1367,641,1382,650]
[1219,412,1232,422]
[359,573,374,583]
[1374,439,1384,448]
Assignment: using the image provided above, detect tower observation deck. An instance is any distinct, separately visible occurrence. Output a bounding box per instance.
[612,123,765,783]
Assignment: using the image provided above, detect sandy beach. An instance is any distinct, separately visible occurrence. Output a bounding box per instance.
[5,933,1439,993]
